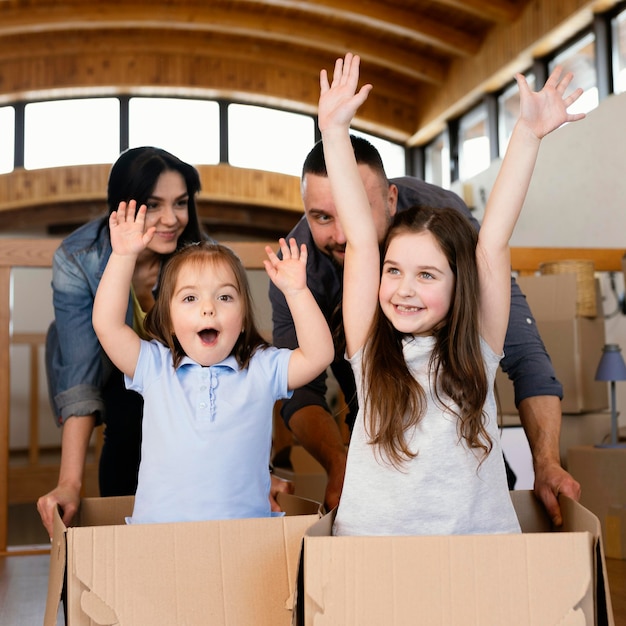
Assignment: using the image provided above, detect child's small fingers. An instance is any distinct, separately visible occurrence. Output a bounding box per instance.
[288,237,299,258]
[278,237,290,257]
[264,245,278,262]
[126,200,137,220]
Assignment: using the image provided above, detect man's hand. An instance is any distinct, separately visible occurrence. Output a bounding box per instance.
[517,395,581,526]
[533,460,581,526]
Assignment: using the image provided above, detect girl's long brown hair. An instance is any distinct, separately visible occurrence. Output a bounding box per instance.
[144,241,269,369]
[362,206,492,467]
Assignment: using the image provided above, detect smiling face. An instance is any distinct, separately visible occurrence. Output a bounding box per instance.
[302,164,396,266]
[142,170,190,256]
[378,231,455,336]
[169,258,244,366]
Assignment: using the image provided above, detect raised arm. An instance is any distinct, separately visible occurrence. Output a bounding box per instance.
[318,54,378,357]
[93,201,155,378]
[477,68,585,354]
[264,237,334,390]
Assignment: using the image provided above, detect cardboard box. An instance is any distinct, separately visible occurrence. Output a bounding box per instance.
[272,445,328,505]
[568,445,626,553]
[496,273,607,414]
[45,493,321,626]
[606,504,626,559]
[294,491,614,626]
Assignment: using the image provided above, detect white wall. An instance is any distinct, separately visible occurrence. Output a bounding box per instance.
[456,90,626,438]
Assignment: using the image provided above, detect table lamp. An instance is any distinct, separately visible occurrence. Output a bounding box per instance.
[595,343,626,448]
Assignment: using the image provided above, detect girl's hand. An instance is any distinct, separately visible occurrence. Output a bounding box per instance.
[318,52,372,133]
[516,66,586,139]
[264,237,308,296]
[108,200,156,256]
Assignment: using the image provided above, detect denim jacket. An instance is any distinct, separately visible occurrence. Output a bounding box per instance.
[46,217,134,426]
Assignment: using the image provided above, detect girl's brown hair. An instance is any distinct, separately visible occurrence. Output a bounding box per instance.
[362,206,492,467]
[144,241,268,368]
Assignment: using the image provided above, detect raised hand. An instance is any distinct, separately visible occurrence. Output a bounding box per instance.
[318,52,372,134]
[264,237,308,296]
[516,66,586,139]
[108,200,156,256]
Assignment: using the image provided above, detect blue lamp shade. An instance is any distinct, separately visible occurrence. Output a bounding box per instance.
[595,344,626,382]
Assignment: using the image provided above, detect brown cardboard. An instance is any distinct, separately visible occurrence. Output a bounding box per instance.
[568,445,626,552]
[45,493,321,626]
[273,445,328,505]
[496,273,607,414]
[606,504,626,559]
[294,491,614,626]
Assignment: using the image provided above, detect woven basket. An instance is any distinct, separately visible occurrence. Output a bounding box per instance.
[539,259,597,318]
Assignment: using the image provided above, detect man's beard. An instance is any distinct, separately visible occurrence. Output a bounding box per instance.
[324,244,346,270]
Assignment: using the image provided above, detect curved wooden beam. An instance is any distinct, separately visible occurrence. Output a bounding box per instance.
[0,165,304,237]
[0,2,451,85]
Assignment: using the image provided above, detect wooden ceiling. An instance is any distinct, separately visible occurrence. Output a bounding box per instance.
[0,0,620,236]
[1,0,617,142]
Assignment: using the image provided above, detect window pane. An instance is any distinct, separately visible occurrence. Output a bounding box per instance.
[349,129,406,178]
[612,9,626,94]
[228,104,314,176]
[424,132,450,188]
[549,33,598,114]
[24,98,120,169]
[0,106,15,174]
[129,98,219,165]
[459,103,490,180]
[498,74,535,155]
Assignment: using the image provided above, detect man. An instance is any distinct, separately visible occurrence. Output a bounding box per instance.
[270,136,580,525]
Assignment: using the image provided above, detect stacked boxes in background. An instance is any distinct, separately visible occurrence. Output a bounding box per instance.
[496,271,611,465]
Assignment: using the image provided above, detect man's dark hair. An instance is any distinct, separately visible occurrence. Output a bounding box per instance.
[302,135,388,183]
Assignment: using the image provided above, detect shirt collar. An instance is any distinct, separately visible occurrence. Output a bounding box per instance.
[178,354,239,372]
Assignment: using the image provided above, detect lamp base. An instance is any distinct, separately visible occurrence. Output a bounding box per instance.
[594,442,626,449]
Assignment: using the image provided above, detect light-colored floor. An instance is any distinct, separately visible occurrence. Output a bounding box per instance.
[0,553,64,626]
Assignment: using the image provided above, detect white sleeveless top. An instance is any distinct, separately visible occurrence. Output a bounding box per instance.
[333,335,521,536]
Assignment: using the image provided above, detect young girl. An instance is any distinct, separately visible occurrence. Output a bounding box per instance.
[92,202,334,524]
[319,54,585,536]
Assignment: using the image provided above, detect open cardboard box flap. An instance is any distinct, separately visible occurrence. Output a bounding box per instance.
[45,493,321,626]
[294,491,614,626]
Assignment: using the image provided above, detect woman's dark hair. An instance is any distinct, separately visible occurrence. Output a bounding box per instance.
[106,146,204,246]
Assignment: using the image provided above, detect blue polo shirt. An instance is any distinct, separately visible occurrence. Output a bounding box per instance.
[125,339,293,524]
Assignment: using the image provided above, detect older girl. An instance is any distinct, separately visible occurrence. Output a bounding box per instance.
[319,54,584,536]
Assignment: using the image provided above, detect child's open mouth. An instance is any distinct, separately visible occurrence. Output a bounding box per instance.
[198,328,219,345]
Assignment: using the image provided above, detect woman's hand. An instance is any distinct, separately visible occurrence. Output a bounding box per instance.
[37,483,81,539]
